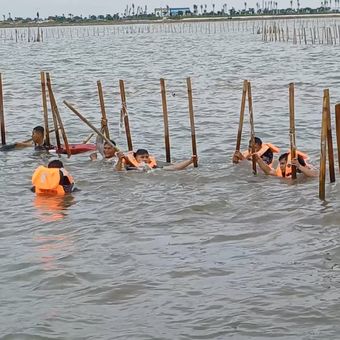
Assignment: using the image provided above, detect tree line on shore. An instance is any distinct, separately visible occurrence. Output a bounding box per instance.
[1,2,340,26]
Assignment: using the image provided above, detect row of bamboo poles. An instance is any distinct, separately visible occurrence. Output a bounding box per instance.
[234,79,340,201]
[0,20,260,43]
[261,21,340,44]
[0,72,198,167]
[1,18,340,44]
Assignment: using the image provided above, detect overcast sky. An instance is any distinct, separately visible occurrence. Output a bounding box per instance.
[1,1,327,18]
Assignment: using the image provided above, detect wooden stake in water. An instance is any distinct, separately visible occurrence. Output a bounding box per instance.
[160,78,171,163]
[119,80,133,151]
[325,89,335,183]
[46,73,71,157]
[247,81,257,175]
[46,73,61,148]
[40,71,50,147]
[0,73,5,145]
[289,83,297,179]
[97,80,110,139]
[335,103,340,173]
[186,77,198,167]
[63,101,117,150]
[319,91,328,200]
[235,80,248,159]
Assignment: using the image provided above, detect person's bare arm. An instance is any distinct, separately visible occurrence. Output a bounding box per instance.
[163,156,196,171]
[232,150,246,164]
[254,154,276,176]
[292,159,318,178]
[14,141,34,148]
[115,152,127,171]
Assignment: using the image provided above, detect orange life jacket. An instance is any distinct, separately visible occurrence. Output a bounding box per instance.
[126,152,157,170]
[275,150,309,178]
[32,166,74,195]
[242,143,280,166]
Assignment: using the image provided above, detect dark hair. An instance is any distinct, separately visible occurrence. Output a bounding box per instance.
[297,155,306,167]
[48,160,64,168]
[279,153,289,162]
[104,139,116,146]
[33,126,44,135]
[248,137,262,147]
[134,149,149,157]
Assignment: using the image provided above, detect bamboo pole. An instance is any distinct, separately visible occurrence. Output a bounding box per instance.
[335,103,340,173]
[97,80,110,139]
[235,80,248,159]
[63,101,117,150]
[46,73,71,157]
[46,73,61,148]
[40,71,50,147]
[160,78,171,163]
[82,132,94,144]
[119,80,133,151]
[247,81,257,175]
[289,83,297,179]
[186,77,198,167]
[319,91,328,200]
[325,89,335,183]
[0,73,5,145]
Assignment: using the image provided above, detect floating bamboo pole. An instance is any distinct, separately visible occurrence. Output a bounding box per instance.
[289,83,297,179]
[186,77,198,167]
[40,71,50,147]
[0,73,5,145]
[97,80,110,139]
[160,78,171,163]
[119,80,133,151]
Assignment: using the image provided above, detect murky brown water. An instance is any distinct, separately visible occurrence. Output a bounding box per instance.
[1,20,340,339]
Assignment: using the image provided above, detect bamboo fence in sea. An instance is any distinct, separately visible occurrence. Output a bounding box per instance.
[260,18,340,45]
[0,20,257,43]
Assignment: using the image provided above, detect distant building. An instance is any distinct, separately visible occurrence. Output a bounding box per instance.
[154,7,191,17]
[154,8,169,17]
[169,8,191,16]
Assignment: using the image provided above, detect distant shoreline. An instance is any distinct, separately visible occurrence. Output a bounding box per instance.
[0,13,340,29]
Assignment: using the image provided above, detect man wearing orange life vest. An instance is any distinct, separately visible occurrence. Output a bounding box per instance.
[254,152,318,178]
[31,160,76,195]
[233,137,279,167]
[115,149,196,171]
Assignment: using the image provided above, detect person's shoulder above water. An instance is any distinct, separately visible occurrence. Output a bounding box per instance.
[115,148,196,171]
[233,136,279,167]
[90,139,118,162]
[31,159,76,195]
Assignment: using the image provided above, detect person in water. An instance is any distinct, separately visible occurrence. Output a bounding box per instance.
[232,137,279,167]
[31,159,76,194]
[90,139,120,162]
[16,126,53,151]
[254,151,318,178]
[115,148,197,171]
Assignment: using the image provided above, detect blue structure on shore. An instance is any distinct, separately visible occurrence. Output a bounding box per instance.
[170,8,191,16]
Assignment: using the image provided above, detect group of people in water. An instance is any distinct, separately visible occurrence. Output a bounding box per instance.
[2,125,318,196]
[232,137,318,178]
